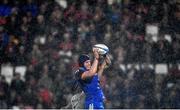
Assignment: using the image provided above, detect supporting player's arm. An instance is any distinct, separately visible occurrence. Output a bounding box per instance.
[97,54,111,77]
[81,49,99,80]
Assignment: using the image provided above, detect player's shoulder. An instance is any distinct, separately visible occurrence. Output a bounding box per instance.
[75,67,86,73]
[75,67,86,77]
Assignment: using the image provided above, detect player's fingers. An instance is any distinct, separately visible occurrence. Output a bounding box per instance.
[93,48,99,52]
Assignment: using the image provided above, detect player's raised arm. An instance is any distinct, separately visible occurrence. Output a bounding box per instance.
[97,54,111,77]
[81,49,99,80]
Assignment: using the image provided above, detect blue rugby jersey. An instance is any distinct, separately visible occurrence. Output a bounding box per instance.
[75,67,105,109]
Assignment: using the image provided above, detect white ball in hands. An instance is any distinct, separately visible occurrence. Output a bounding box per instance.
[93,44,109,55]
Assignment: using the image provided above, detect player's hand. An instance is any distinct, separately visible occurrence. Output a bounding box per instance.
[105,54,111,66]
[93,48,100,60]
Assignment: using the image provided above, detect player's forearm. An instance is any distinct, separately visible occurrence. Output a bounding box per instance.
[97,60,106,77]
[88,58,99,76]
[81,58,99,79]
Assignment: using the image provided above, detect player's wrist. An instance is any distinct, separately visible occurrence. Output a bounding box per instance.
[95,57,99,60]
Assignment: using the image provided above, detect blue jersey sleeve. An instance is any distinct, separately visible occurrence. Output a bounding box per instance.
[75,68,93,83]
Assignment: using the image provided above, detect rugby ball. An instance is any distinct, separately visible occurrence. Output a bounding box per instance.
[93,44,109,55]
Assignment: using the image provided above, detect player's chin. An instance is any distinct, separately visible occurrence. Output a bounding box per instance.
[87,66,91,70]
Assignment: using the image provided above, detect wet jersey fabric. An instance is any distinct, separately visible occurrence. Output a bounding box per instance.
[75,67,105,109]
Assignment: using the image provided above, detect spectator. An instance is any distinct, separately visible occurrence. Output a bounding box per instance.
[10,73,26,95]
[37,64,53,90]
[37,85,54,108]
[151,34,172,63]
[16,46,27,65]
[0,0,12,17]
[22,0,38,17]
[22,86,38,108]
[0,75,9,108]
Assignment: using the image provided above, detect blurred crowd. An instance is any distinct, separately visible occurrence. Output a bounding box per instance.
[0,0,180,109]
